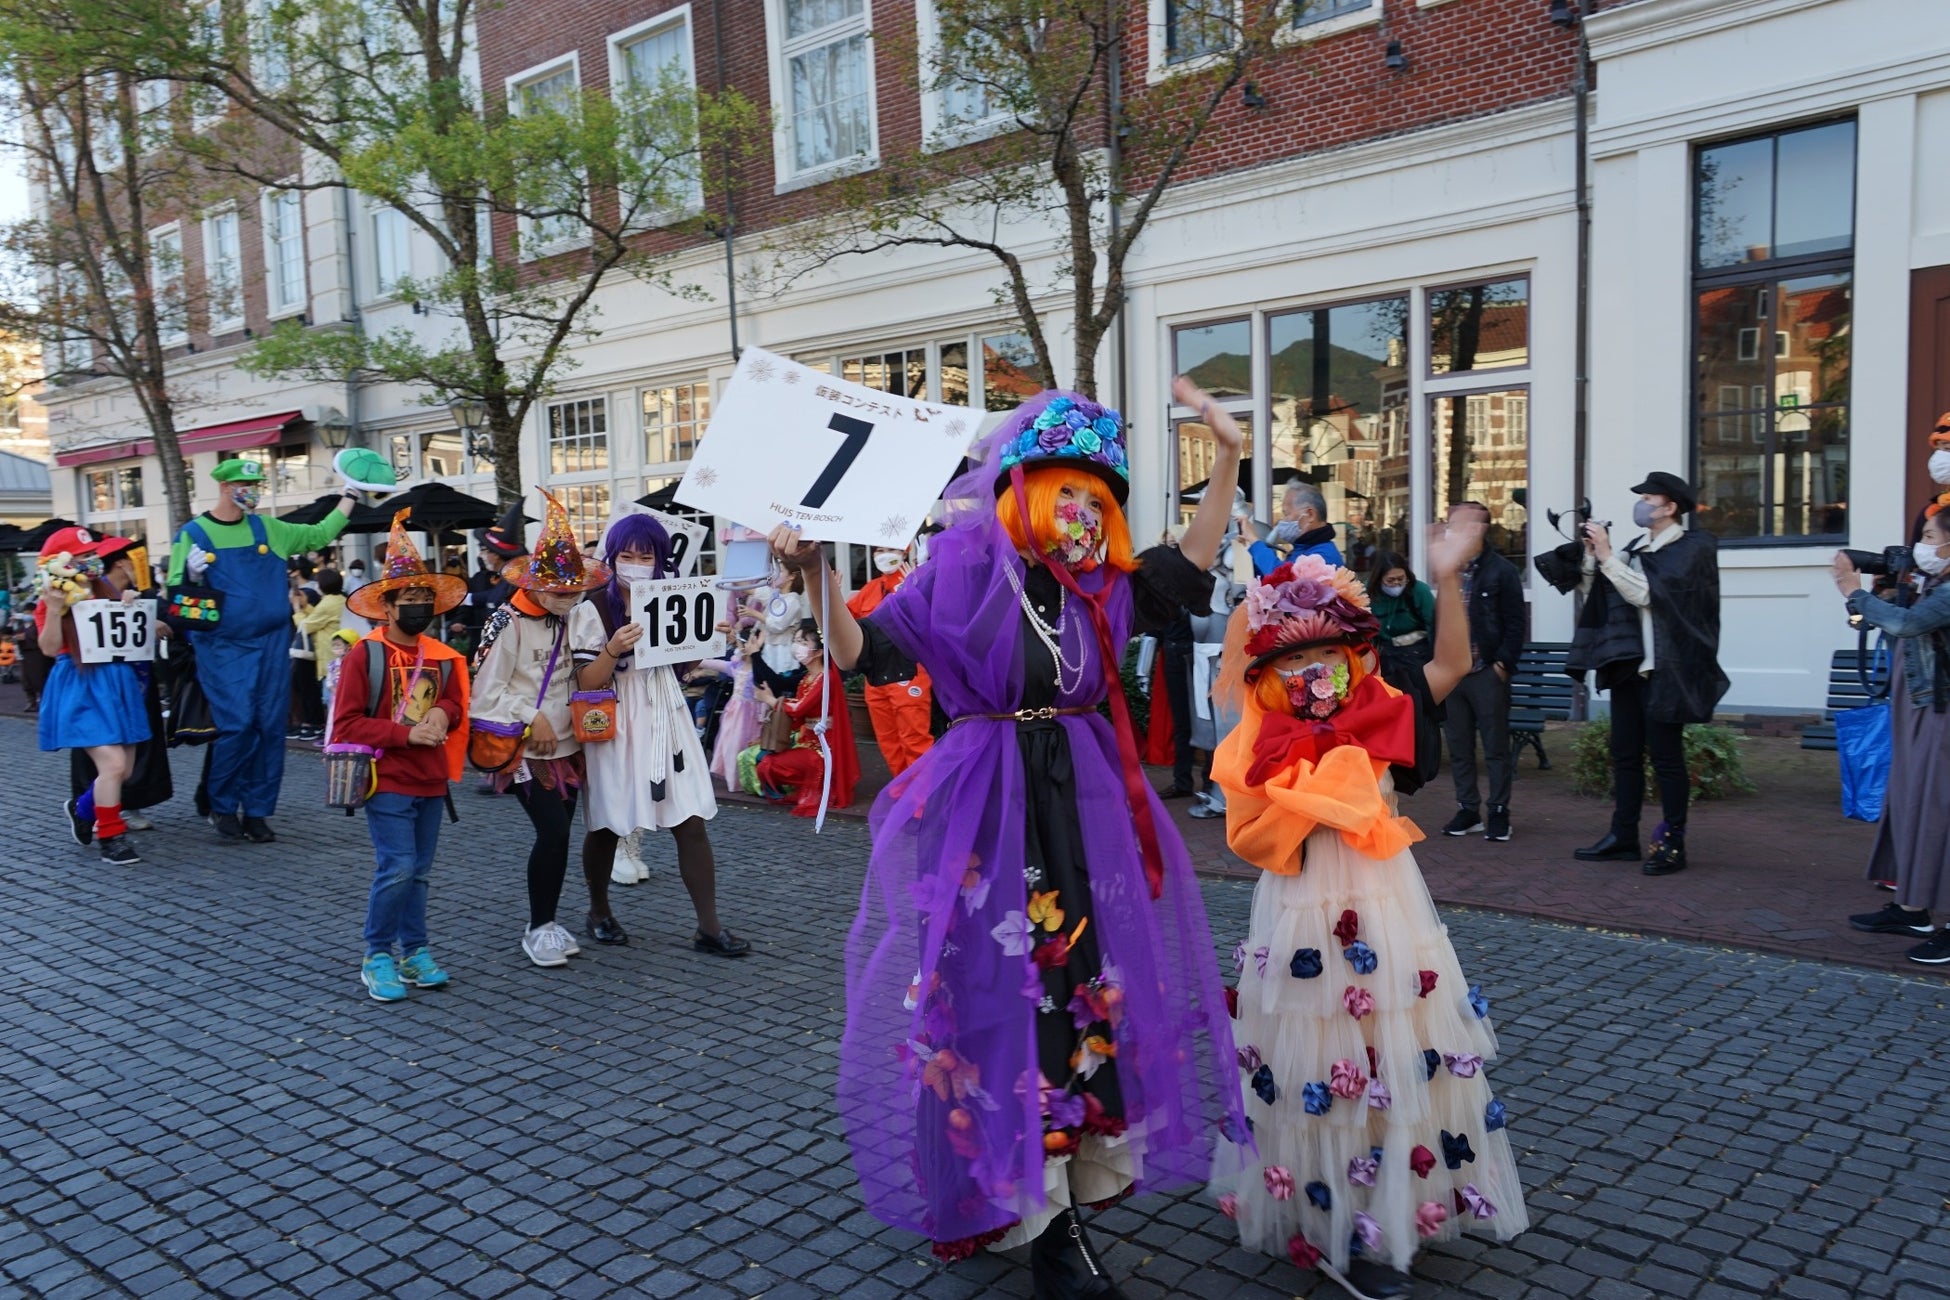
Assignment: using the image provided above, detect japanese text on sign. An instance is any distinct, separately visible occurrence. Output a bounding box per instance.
[630,576,726,668]
[71,598,157,664]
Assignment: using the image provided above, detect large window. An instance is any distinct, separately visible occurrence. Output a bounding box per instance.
[547,397,609,475]
[918,1,1008,142]
[1432,389,1530,572]
[555,483,611,548]
[370,200,411,296]
[1428,276,1528,375]
[150,224,187,346]
[80,462,148,548]
[1165,0,1233,64]
[509,59,585,254]
[263,188,305,315]
[644,381,710,465]
[203,210,243,335]
[777,0,873,178]
[612,13,702,219]
[1171,320,1256,529]
[1693,119,1855,543]
[1293,0,1371,30]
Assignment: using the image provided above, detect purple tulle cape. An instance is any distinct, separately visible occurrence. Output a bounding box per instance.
[837,425,1245,1251]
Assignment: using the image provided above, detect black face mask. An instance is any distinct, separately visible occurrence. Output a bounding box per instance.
[394,604,435,635]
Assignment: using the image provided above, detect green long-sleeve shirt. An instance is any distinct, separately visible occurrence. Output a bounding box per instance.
[166,507,352,585]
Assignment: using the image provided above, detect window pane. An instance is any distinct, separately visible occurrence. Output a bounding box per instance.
[939,342,969,406]
[1774,121,1855,261]
[981,333,1047,411]
[786,0,862,39]
[643,382,709,465]
[1176,412,1255,529]
[1696,136,1773,269]
[87,471,114,512]
[1167,0,1232,61]
[1429,278,1528,374]
[1294,0,1370,27]
[1768,403,1848,538]
[1431,389,1529,572]
[1697,425,1764,539]
[1174,319,1251,397]
[1777,272,1850,409]
[1694,284,1770,415]
[421,431,465,479]
[116,466,143,508]
[790,35,869,171]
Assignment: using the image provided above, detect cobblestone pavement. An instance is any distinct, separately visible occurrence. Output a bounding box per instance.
[1,719,1943,1299]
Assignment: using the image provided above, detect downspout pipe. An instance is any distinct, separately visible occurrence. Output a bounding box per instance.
[1572,1,1592,522]
[713,0,740,361]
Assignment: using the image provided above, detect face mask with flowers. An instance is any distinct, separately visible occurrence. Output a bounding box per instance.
[1045,500,1104,568]
[1279,658,1350,720]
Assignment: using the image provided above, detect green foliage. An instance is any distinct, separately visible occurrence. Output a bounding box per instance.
[1568,718,1758,802]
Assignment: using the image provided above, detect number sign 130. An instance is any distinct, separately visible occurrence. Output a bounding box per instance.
[629,577,725,668]
[71,598,158,664]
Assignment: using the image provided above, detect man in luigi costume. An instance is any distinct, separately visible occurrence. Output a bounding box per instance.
[166,452,376,842]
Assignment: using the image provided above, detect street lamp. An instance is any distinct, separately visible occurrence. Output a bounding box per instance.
[317,409,351,450]
[447,395,493,465]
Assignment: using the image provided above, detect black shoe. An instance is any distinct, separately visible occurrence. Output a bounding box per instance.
[1849,902,1934,935]
[213,813,245,842]
[98,836,141,865]
[1907,930,1950,964]
[1574,831,1640,862]
[242,817,277,844]
[1322,1257,1415,1300]
[1642,834,1688,876]
[1441,808,1483,837]
[1484,806,1511,842]
[63,797,93,847]
[1030,1209,1128,1300]
[693,928,751,957]
[585,913,630,946]
[1157,783,1197,799]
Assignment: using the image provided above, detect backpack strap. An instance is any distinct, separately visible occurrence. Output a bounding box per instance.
[364,638,386,717]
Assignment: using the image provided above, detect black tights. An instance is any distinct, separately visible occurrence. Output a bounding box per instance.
[512,780,613,927]
[584,817,723,935]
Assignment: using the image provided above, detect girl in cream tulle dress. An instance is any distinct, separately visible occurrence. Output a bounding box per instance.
[1208,547,1527,1300]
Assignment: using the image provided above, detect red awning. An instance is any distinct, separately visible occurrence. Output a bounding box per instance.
[52,410,306,468]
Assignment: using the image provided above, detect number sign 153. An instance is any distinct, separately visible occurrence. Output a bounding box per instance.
[72,598,158,664]
[628,577,725,668]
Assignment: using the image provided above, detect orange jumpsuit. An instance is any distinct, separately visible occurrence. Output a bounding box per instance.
[847,570,934,776]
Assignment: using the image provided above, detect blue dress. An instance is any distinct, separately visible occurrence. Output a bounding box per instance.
[39,652,151,751]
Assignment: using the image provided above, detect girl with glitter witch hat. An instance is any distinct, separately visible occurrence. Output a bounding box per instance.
[771,378,1247,1297]
[1206,524,1528,1300]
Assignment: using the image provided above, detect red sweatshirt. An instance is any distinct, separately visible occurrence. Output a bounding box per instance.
[329,634,470,797]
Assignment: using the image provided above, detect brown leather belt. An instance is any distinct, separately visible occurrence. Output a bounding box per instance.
[950,705,1096,728]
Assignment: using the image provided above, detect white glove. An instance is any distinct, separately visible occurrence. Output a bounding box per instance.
[185,547,215,580]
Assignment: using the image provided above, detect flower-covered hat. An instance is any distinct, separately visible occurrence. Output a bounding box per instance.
[994,391,1130,505]
[1243,554,1380,667]
[502,490,611,593]
[347,509,469,620]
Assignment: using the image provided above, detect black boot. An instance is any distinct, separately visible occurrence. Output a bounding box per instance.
[1029,1209,1128,1300]
[1322,1256,1415,1300]
[1642,826,1688,876]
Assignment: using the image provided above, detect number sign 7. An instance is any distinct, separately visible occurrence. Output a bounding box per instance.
[802,413,873,510]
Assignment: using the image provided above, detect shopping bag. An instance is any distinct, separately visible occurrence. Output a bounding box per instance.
[1835,701,1892,823]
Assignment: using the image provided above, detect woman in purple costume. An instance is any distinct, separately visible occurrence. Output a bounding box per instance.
[771,378,1249,1297]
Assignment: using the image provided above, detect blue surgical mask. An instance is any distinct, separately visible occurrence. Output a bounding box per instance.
[1631,499,1660,528]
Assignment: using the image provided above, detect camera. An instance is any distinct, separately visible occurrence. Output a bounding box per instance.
[1841,546,1912,578]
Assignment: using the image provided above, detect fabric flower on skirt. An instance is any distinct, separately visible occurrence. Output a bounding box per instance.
[1045,1088,1085,1130]
[1253,946,1271,977]
[1416,1201,1449,1239]
[1218,1193,1238,1219]
[1264,1166,1296,1200]
[1287,1233,1322,1270]
[1346,1155,1378,1187]
[991,911,1034,957]
[1251,1064,1278,1105]
[1289,947,1324,979]
[1422,1048,1441,1080]
[1417,970,1439,998]
[1343,986,1375,1020]
[1306,1181,1332,1211]
[1344,941,1378,975]
[1441,1130,1476,1170]
[1352,1211,1383,1254]
[1410,1145,1437,1178]
[1027,889,1065,932]
[1232,941,1248,973]
[1468,983,1490,1019]
[1367,1078,1393,1111]
[1329,1058,1367,1100]
[1333,909,1361,946]
[1237,1044,1263,1073]
[1301,1082,1332,1116]
[1444,1052,1483,1079]
[1457,1185,1498,1221]
[1485,1099,1508,1132]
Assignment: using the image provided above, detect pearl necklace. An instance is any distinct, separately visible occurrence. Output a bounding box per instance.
[1006,562,1085,694]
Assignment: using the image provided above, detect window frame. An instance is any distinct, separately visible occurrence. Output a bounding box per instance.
[914,0,1015,150]
[367,197,413,300]
[543,394,612,479]
[763,0,880,192]
[250,0,290,90]
[201,205,245,336]
[1688,117,1856,548]
[505,52,589,260]
[641,377,712,470]
[1424,273,1531,379]
[261,184,307,318]
[606,9,705,226]
[149,222,188,348]
[189,0,228,131]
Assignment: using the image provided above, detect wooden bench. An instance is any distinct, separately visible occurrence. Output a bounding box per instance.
[1509,641,1576,769]
[1801,646,1891,751]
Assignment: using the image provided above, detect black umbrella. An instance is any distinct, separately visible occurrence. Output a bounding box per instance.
[336,482,502,534]
[0,523,28,553]
[277,493,345,526]
[636,482,681,512]
[11,518,77,552]
[1177,461,1304,504]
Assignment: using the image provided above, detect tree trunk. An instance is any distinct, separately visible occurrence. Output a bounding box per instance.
[143,386,191,534]
[489,410,524,518]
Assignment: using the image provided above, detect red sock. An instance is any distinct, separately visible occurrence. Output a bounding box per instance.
[96,803,126,839]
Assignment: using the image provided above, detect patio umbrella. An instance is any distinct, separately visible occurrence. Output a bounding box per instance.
[334,482,502,534]
[12,518,78,552]
[0,523,28,553]
[277,493,345,526]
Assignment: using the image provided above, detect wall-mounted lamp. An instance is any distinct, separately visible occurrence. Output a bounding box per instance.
[1549,0,1578,27]
[1242,82,1267,110]
[316,409,351,450]
[446,395,494,464]
[1384,39,1408,72]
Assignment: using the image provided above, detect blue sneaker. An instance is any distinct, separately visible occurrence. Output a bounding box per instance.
[361,953,408,1002]
[399,947,449,988]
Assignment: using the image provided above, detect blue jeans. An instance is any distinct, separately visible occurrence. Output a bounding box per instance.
[363,792,444,957]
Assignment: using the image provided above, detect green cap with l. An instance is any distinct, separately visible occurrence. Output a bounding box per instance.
[211,457,266,483]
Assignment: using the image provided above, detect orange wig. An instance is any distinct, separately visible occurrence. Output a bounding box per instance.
[996,465,1137,573]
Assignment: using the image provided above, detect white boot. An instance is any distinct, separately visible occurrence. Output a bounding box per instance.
[611,829,648,884]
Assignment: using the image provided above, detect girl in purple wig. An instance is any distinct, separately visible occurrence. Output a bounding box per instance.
[568,511,748,956]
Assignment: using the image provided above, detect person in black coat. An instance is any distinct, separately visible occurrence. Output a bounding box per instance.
[1438,501,1527,842]
[1573,471,1730,877]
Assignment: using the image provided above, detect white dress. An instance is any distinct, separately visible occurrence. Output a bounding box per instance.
[1210,774,1528,1273]
[568,602,717,832]
[759,587,809,676]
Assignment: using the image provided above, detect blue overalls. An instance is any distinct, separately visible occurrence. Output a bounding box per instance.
[182,515,292,820]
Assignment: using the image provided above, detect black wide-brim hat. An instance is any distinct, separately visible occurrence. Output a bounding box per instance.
[1630,471,1696,514]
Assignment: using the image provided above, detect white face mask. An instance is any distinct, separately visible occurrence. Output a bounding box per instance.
[1380,582,1406,599]
[614,561,658,584]
[872,552,903,574]
[790,641,815,665]
[1931,449,1950,486]
[1915,541,1950,575]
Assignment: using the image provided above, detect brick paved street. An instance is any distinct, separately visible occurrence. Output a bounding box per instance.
[1,717,1944,1299]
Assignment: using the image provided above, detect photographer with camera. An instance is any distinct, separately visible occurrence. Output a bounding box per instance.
[1835,510,1950,965]
[1572,472,1730,876]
